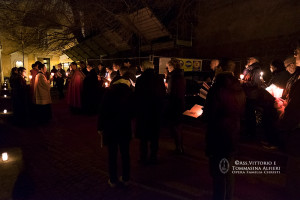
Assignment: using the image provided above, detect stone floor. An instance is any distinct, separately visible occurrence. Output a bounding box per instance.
[0,97,288,200]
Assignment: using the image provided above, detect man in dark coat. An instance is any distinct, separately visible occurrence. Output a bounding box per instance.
[268,59,291,89]
[276,50,300,200]
[282,57,300,99]
[241,57,264,138]
[135,61,166,164]
[56,63,66,99]
[166,58,186,153]
[82,64,98,114]
[204,72,246,200]
[12,67,29,125]
[98,74,133,187]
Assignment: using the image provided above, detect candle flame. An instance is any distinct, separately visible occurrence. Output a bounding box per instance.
[2,152,8,161]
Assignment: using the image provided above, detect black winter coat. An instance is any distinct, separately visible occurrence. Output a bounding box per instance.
[166,69,186,124]
[98,79,134,144]
[268,69,291,89]
[135,69,166,139]
[204,73,246,157]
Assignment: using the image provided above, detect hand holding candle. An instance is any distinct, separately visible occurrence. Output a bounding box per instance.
[240,74,244,80]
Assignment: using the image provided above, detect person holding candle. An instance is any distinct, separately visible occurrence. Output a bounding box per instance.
[278,46,300,200]
[9,67,18,88]
[282,57,300,100]
[135,61,166,164]
[97,70,133,187]
[67,62,85,114]
[11,67,29,126]
[204,72,246,200]
[241,57,263,139]
[205,59,222,85]
[56,63,66,99]
[34,63,52,123]
[166,58,186,154]
[268,59,291,89]
[82,64,98,114]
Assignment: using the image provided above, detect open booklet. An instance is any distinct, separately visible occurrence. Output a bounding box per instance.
[183,104,204,118]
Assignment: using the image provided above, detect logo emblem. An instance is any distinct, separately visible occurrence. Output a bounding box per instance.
[219,158,230,174]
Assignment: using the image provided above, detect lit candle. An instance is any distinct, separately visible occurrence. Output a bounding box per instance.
[3,109,7,113]
[51,72,55,77]
[66,72,69,77]
[260,72,263,79]
[4,83,6,86]
[105,82,109,87]
[108,78,111,82]
[240,74,244,80]
[164,78,166,83]
[29,75,32,79]
[4,88,7,90]
[2,152,8,161]
[4,95,7,98]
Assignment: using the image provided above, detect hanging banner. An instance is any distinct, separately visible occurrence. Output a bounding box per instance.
[159,57,202,74]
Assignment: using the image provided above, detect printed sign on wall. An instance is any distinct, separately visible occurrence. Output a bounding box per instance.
[159,57,202,74]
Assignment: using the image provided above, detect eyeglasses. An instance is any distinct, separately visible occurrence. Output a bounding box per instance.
[285,63,293,68]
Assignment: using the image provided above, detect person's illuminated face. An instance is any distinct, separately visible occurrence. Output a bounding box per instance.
[113,64,119,71]
[210,60,219,70]
[166,63,174,73]
[295,48,300,66]
[285,63,296,74]
[270,65,276,73]
[22,70,26,77]
[87,65,92,72]
[71,64,77,71]
[247,57,257,66]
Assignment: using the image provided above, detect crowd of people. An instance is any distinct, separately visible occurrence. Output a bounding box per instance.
[203,46,300,200]
[6,44,300,199]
